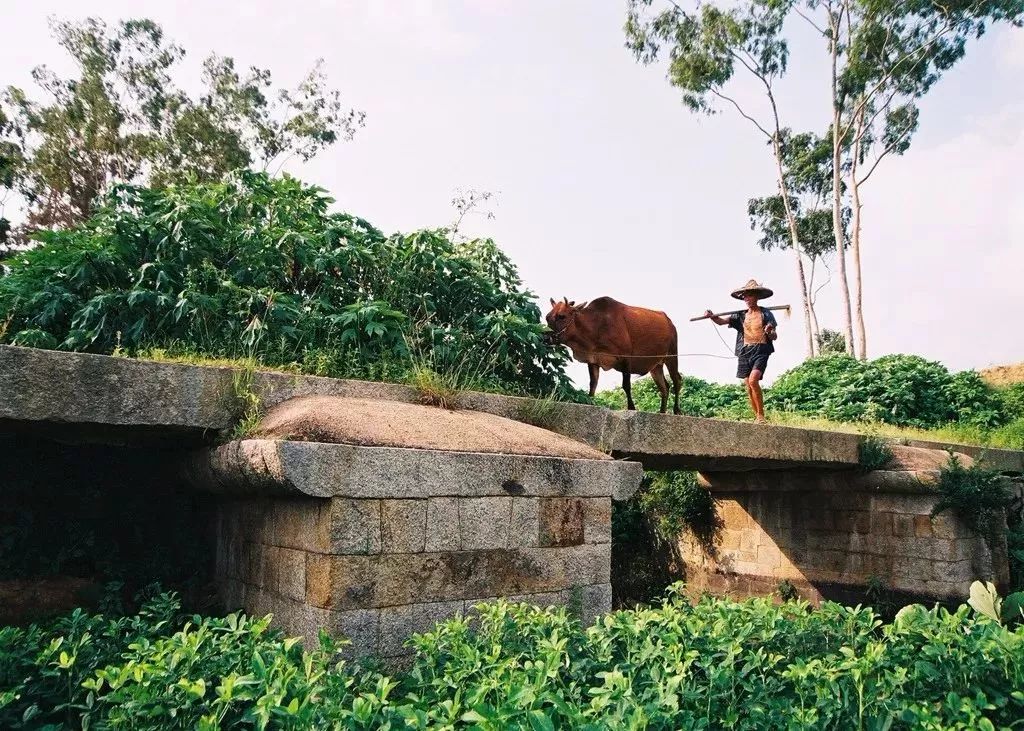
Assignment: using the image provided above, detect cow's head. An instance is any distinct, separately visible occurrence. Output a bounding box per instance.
[543,297,587,345]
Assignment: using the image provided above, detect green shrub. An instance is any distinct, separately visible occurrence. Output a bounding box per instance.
[999,383,1024,421]
[638,471,721,547]
[594,375,748,417]
[4,589,1024,730]
[858,435,894,471]
[0,171,573,398]
[944,370,1006,428]
[933,454,1013,548]
[769,354,1010,429]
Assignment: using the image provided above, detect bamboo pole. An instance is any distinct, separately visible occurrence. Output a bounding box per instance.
[689,305,792,322]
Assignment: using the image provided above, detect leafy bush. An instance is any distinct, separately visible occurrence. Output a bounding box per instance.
[594,375,748,418]
[944,370,1007,428]
[858,435,894,471]
[4,589,1024,730]
[638,471,721,547]
[1000,383,1024,421]
[0,171,573,398]
[933,454,1013,549]
[769,354,1010,429]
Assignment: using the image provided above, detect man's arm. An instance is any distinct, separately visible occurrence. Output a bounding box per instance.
[764,311,779,340]
[704,309,732,326]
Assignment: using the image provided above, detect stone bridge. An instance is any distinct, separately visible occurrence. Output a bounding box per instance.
[2,345,1022,658]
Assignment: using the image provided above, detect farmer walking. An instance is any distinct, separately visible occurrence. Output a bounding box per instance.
[705,279,778,423]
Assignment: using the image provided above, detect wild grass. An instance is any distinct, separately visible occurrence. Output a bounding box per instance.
[763,411,1024,451]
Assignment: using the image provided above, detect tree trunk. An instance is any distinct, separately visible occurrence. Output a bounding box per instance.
[772,139,815,359]
[850,105,868,360]
[829,15,855,357]
[807,256,820,356]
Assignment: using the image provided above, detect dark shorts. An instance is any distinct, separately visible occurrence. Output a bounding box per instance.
[737,344,771,379]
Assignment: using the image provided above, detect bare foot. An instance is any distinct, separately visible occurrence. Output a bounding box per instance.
[754,415,766,424]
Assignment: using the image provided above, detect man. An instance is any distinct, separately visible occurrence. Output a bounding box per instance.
[705,279,778,423]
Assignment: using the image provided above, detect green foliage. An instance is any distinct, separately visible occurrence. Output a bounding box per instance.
[594,375,749,418]
[3,17,362,232]
[933,454,1012,549]
[858,435,893,471]
[5,589,1024,729]
[638,471,721,547]
[999,383,1024,421]
[229,365,264,441]
[776,579,798,602]
[769,354,1010,429]
[0,172,573,398]
[816,328,847,355]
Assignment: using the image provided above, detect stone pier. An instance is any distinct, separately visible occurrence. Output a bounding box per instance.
[679,447,1013,604]
[183,398,640,660]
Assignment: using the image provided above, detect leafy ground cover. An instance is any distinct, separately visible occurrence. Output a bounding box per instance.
[0,172,575,400]
[2,587,1023,730]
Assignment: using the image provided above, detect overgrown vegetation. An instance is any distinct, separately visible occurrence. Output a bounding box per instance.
[594,375,749,418]
[637,471,721,549]
[3,587,1024,729]
[0,172,576,399]
[769,354,1009,428]
[858,435,893,471]
[933,454,1013,550]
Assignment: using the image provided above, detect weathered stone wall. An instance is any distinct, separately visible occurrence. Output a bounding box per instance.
[216,493,613,660]
[679,470,1008,604]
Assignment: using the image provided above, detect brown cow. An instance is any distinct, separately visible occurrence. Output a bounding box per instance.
[545,296,682,414]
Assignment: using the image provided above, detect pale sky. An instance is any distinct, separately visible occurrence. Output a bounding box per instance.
[2,1,1022,388]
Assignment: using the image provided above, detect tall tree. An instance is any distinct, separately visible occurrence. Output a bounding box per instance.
[749,129,848,354]
[3,17,363,236]
[0,105,24,258]
[625,0,816,357]
[800,0,1024,358]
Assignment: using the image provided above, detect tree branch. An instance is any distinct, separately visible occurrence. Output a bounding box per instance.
[856,124,914,186]
[709,89,773,139]
[794,6,827,35]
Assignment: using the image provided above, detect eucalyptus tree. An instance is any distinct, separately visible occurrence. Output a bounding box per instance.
[799,0,1024,358]
[625,0,816,357]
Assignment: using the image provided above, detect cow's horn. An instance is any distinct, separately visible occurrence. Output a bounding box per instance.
[563,296,569,305]
[550,297,556,307]
[576,300,588,309]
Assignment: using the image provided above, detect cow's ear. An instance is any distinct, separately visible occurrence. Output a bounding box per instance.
[568,300,575,306]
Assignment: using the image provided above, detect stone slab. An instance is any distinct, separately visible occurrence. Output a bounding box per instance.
[9,345,1003,475]
[185,439,643,500]
[305,544,611,610]
[255,395,610,460]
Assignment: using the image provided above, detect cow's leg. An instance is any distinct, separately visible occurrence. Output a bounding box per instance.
[622,370,635,410]
[588,363,600,398]
[650,365,669,414]
[665,355,683,415]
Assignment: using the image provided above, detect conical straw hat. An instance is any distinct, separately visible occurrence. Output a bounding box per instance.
[731,279,773,300]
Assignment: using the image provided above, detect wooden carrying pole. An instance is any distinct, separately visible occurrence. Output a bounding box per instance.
[689,304,791,322]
